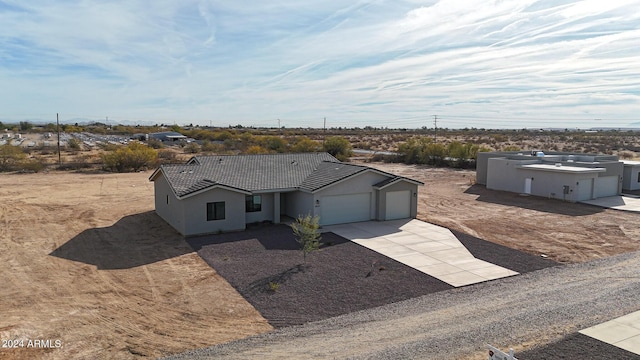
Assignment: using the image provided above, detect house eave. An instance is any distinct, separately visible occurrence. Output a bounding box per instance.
[252,187,298,194]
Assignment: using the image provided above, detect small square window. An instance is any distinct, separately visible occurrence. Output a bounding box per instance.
[246,195,262,212]
[207,202,225,221]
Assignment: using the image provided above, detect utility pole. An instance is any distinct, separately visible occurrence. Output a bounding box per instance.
[433,115,438,143]
[56,113,61,166]
[323,117,327,146]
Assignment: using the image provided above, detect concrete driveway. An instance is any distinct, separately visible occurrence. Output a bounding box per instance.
[324,219,518,287]
[581,195,640,212]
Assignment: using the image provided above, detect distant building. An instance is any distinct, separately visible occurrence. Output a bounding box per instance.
[477,151,623,202]
[148,131,187,142]
[131,133,148,141]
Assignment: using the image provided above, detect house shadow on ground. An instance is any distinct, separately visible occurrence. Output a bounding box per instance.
[464,184,604,216]
[50,211,193,269]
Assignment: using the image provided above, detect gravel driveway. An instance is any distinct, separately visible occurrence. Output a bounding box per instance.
[165,250,640,359]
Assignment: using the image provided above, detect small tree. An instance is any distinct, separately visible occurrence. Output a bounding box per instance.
[291,214,321,263]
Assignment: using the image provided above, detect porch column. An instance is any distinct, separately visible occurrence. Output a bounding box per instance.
[273,192,281,224]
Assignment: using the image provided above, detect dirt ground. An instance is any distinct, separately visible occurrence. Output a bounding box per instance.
[2,162,640,359]
[0,171,272,359]
[360,161,640,263]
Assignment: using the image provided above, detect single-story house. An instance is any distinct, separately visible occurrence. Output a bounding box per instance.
[150,153,423,236]
[476,151,623,202]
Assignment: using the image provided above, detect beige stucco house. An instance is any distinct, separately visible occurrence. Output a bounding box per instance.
[150,153,422,236]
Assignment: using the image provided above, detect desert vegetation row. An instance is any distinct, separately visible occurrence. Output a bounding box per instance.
[1,121,639,173]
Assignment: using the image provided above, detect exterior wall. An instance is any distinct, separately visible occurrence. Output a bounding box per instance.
[486,158,602,202]
[181,188,246,235]
[477,152,536,185]
[284,191,314,219]
[154,174,186,235]
[486,158,539,193]
[376,181,419,220]
[476,152,493,185]
[245,192,274,224]
[313,171,389,220]
[477,151,622,185]
[517,169,598,202]
[623,166,640,191]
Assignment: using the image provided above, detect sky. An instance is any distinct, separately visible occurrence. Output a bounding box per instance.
[0,0,639,129]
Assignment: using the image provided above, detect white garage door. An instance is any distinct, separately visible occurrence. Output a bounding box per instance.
[577,179,593,201]
[594,176,619,198]
[320,193,371,225]
[385,190,411,220]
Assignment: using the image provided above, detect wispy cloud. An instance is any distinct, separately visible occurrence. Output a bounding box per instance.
[0,0,638,128]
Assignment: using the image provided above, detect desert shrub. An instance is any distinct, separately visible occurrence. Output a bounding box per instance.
[102,142,158,172]
[147,138,164,149]
[292,137,321,152]
[397,137,446,165]
[246,145,269,154]
[323,136,353,161]
[184,142,201,154]
[67,138,81,151]
[0,144,26,171]
[201,141,223,153]
[262,136,288,153]
[58,154,95,170]
[501,145,521,151]
[157,149,179,164]
[20,159,45,173]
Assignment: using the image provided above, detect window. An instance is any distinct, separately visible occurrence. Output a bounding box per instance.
[246,195,262,212]
[207,202,225,221]
[166,195,169,205]
[637,172,640,183]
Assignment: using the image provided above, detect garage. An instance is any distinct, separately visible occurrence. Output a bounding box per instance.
[385,190,411,220]
[577,179,593,201]
[594,176,619,198]
[320,193,371,225]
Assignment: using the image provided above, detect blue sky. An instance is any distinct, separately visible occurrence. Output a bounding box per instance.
[1,0,639,129]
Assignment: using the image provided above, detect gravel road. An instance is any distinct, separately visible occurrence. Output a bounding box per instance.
[165,251,640,359]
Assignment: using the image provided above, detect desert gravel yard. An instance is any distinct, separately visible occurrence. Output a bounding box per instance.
[164,250,640,360]
[187,222,556,328]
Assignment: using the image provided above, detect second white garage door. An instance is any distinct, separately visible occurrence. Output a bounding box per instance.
[385,190,411,220]
[320,193,371,225]
[594,176,619,198]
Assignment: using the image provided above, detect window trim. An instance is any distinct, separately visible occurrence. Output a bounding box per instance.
[207,201,225,221]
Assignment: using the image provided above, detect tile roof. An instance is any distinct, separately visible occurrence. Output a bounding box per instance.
[299,162,370,191]
[152,152,422,198]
